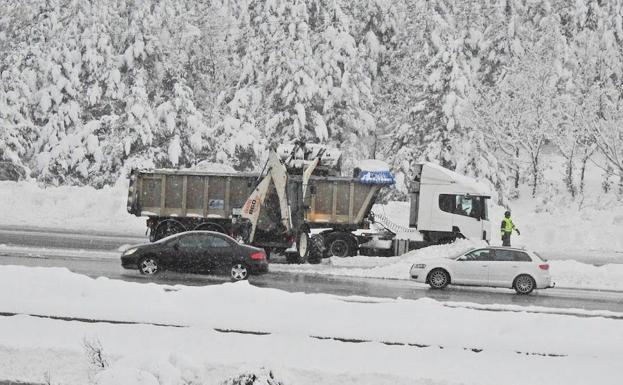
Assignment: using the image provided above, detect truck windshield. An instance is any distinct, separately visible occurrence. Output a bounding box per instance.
[439,194,488,220]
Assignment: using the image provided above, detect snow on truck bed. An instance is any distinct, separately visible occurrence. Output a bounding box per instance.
[0,265,621,385]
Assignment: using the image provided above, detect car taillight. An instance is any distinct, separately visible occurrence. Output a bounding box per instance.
[539,264,549,270]
[250,252,266,260]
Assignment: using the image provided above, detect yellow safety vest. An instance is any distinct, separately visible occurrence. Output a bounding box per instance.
[502,217,514,234]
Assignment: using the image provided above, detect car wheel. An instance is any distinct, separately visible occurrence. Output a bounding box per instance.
[513,274,535,294]
[427,268,450,289]
[230,263,249,281]
[138,257,160,275]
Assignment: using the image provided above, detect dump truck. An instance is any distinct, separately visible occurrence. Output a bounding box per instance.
[126,143,393,263]
[127,143,492,262]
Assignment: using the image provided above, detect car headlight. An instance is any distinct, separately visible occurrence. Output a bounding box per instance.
[413,264,426,269]
[123,248,138,256]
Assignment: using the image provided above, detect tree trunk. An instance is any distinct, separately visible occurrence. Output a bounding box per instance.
[531,155,539,198]
[566,155,575,198]
[514,147,520,189]
[579,155,589,197]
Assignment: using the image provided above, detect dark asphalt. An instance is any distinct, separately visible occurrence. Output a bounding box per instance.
[0,225,622,313]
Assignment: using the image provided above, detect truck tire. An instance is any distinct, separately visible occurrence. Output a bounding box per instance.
[307,234,325,264]
[194,222,227,234]
[286,231,310,264]
[324,232,356,258]
[152,220,186,241]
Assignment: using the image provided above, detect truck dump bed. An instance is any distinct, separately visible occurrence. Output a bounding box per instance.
[128,169,257,219]
[128,169,382,229]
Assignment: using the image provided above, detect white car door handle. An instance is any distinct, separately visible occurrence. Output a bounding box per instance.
[481,265,488,267]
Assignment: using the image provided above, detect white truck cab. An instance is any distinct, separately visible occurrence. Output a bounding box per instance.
[409,163,491,243]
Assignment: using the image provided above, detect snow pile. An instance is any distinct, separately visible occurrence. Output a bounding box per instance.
[279,240,480,280]
[0,180,144,235]
[548,260,623,291]
[95,366,159,385]
[0,265,622,385]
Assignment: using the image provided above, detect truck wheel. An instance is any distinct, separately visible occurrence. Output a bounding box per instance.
[286,232,310,264]
[285,251,300,264]
[153,220,186,241]
[194,222,226,234]
[325,232,354,258]
[307,235,325,264]
[296,231,310,263]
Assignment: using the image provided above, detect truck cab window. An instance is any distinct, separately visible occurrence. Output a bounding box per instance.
[439,194,456,213]
[439,194,487,220]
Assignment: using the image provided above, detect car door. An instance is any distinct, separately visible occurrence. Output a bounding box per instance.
[488,249,526,287]
[204,235,235,273]
[175,234,204,271]
[451,249,492,285]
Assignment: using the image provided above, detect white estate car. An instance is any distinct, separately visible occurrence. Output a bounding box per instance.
[409,247,554,294]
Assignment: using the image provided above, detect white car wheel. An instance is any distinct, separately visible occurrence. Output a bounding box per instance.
[428,268,449,289]
[231,264,249,281]
[514,274,535,295]
[138,257,160,275]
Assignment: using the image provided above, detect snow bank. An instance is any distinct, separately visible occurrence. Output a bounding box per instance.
[0,180,144,235]
[273,240,623,291]
[0,265,622,385]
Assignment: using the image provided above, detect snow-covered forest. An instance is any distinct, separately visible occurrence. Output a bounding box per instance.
[1,0,622,202]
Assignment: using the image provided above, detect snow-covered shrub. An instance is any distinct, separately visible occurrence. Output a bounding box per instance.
[220,369,284,385]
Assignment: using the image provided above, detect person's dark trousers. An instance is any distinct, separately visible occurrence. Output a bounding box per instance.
[502,232,511,246]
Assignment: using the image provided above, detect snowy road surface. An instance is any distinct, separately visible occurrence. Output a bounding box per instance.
[1,225,621,264]
[1,225,623,313]
[1,253,622,314]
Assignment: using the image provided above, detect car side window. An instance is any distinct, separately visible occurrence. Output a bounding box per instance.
[208,236,231,248]
[464,249,492,261]
[178,235,203,249]
[494,250,514,262]
[512,251,532,262]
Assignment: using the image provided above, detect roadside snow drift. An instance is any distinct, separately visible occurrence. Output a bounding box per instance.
[0,266,622,385]
[0,180,144,235]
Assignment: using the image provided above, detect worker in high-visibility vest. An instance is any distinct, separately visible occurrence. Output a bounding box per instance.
[501,211,520,246]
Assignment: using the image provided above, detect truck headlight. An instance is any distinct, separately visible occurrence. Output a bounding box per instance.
[413,264,426,269]
[124,248,138,256]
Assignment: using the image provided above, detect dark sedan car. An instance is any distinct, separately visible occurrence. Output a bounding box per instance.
[121,231,268,280]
